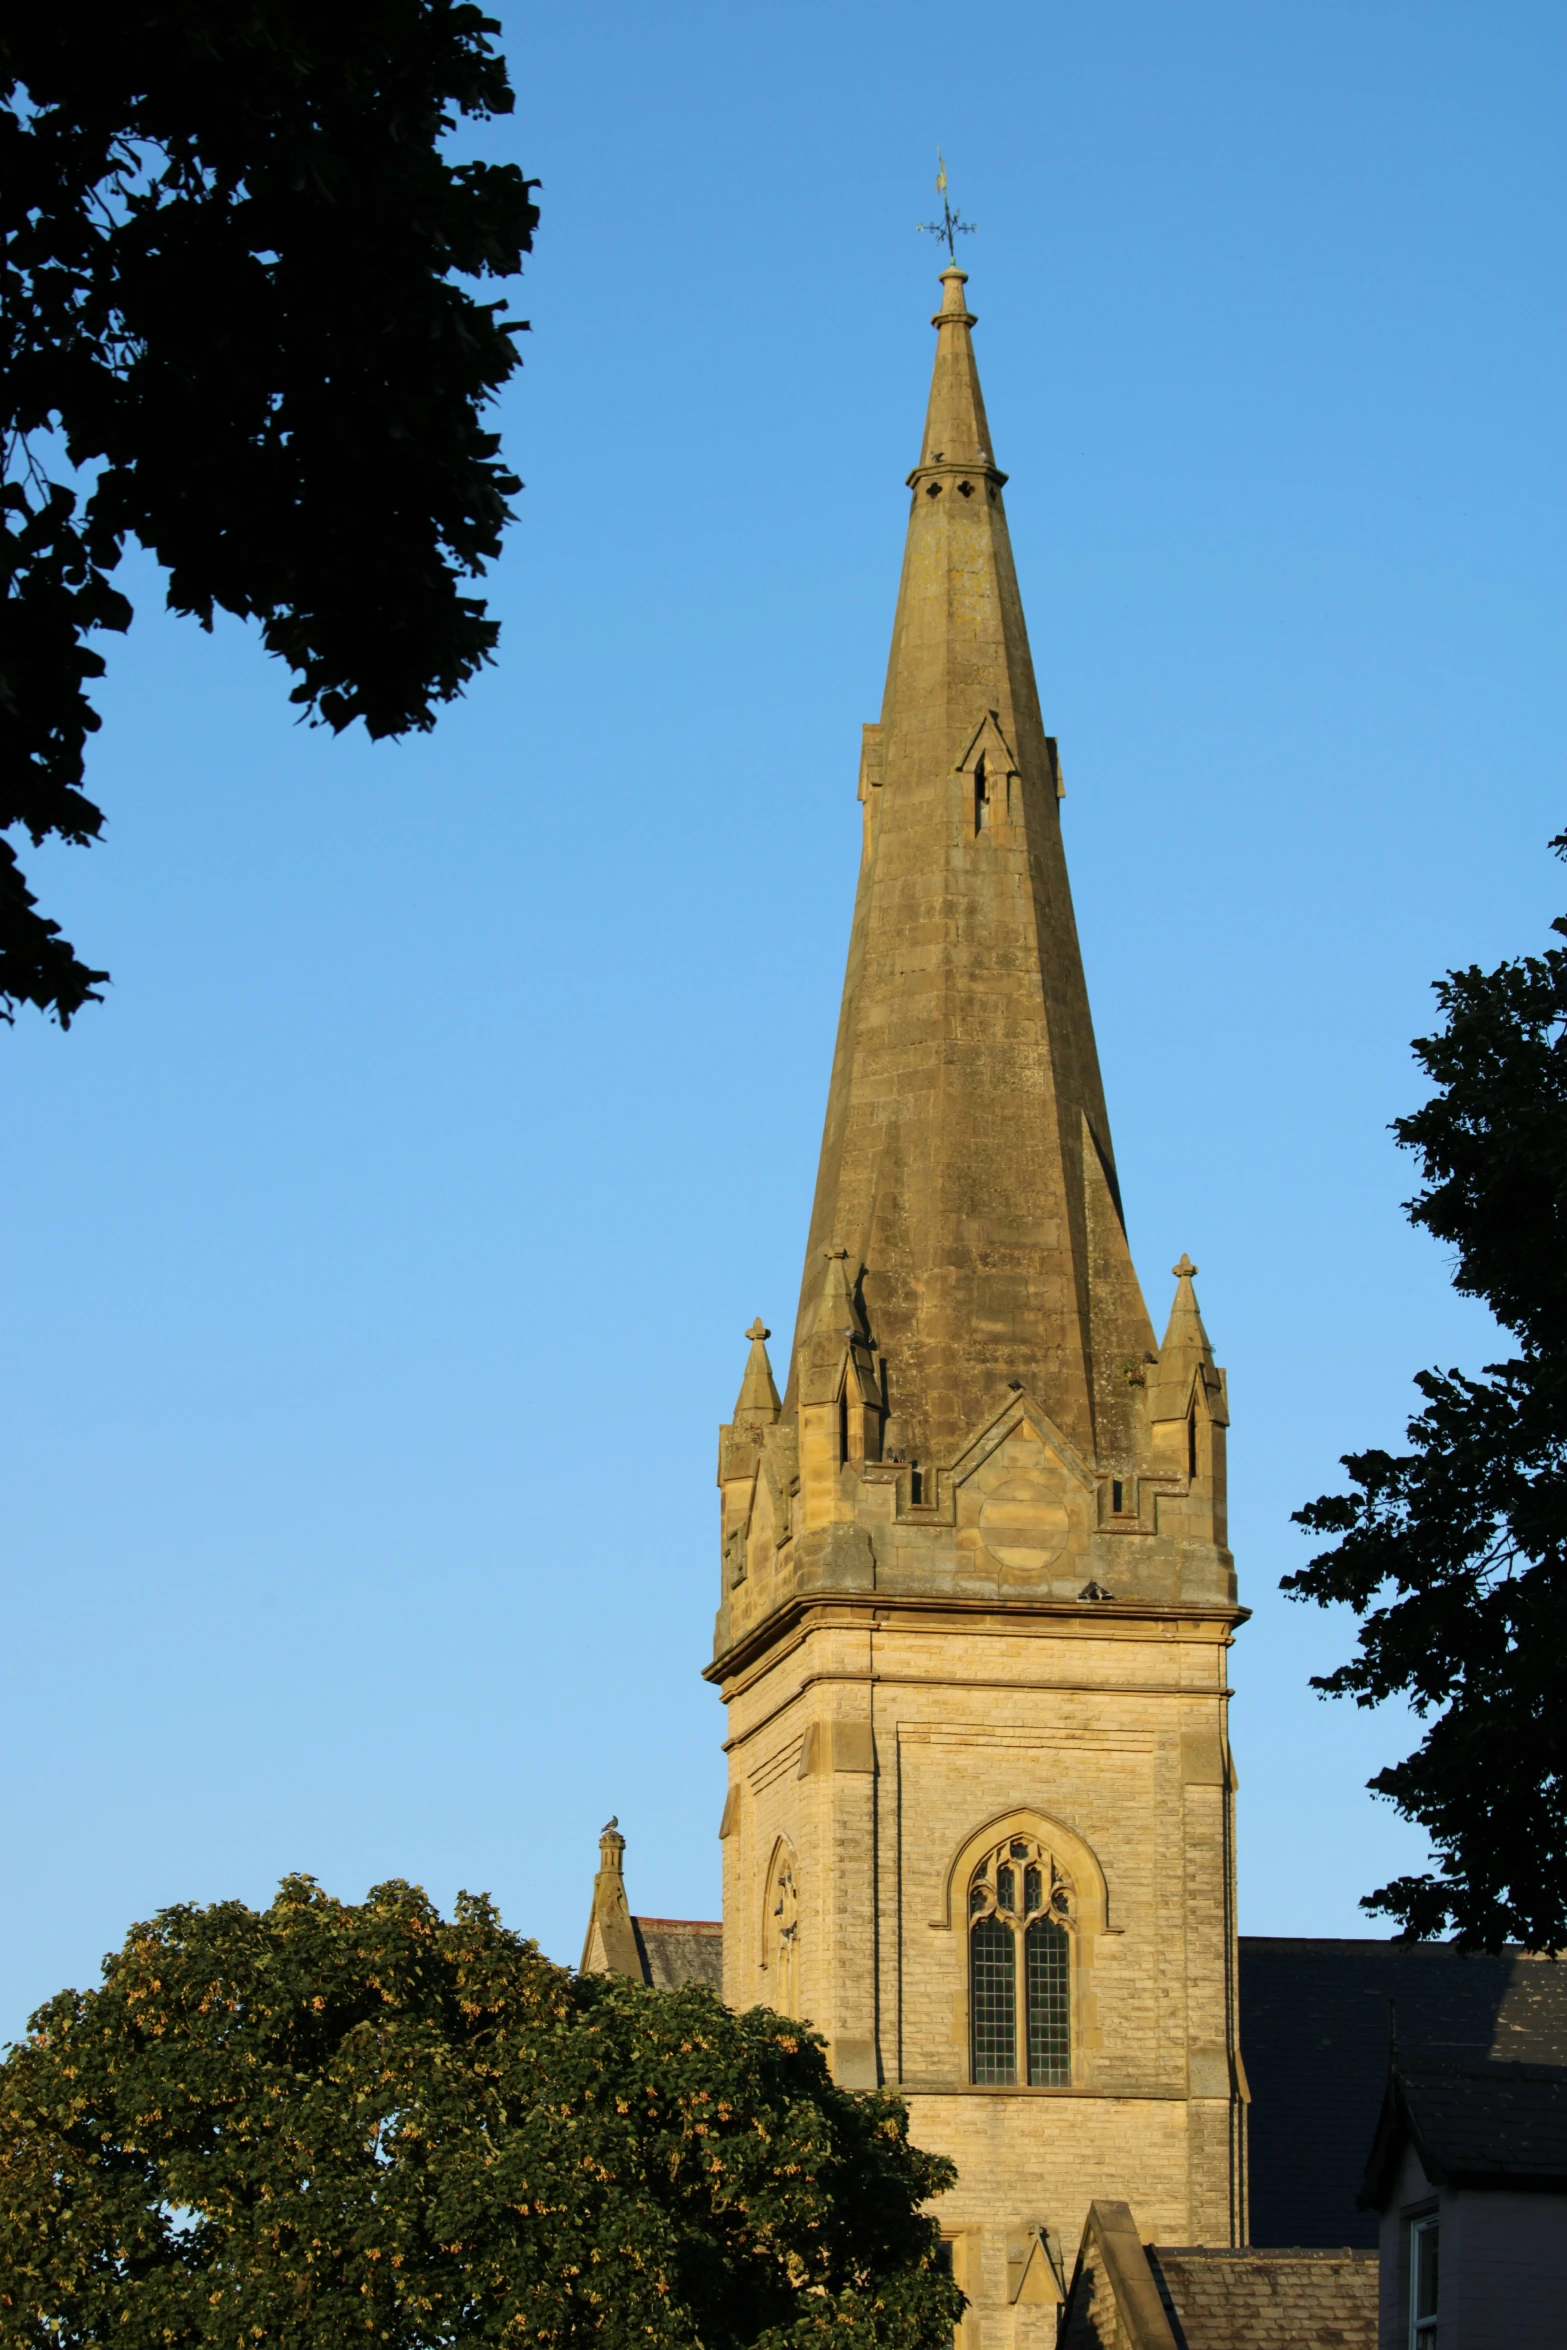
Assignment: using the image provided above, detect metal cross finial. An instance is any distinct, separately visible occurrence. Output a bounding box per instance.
[917,149,976,263]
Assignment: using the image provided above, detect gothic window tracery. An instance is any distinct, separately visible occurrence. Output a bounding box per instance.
[967,1833,1071,2085]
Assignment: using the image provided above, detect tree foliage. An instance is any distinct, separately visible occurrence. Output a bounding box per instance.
[1286,836,1567,1950]
[1,5,539,1025]
[0,1875,962,2350]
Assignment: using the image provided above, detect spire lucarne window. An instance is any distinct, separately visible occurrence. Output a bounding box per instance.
[968,1835,1072,2085]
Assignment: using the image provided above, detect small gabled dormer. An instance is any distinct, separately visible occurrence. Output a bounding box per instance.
[796,1248,884,1527]
[955,708,1020,842]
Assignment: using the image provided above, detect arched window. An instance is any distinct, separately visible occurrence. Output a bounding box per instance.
[764,1839,799,2017]
[967,1833,1072,2085]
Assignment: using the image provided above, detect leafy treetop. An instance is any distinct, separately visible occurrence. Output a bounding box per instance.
[0,1873,963,2350]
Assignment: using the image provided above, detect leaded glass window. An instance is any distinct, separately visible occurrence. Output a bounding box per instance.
[1025,1916,1070,2084]
[970,1915,1015,2082]
[967,1833,1073,2086]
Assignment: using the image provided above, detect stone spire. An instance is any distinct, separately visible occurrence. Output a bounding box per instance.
[785,266,1156,1470]
[706,265,1245,2285]
[917,265,998,471]
[1150,1255,1216,1415]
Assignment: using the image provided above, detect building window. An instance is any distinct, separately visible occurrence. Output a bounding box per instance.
[1409,2213,1438,2350]
[970,1912,1015,2080]
[1025,1914,1070,2080]
[967,1835,1073,2085]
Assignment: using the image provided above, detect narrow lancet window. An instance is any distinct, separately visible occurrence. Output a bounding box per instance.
[970,1912,1015,2082]
[967,1833,1073,2086]
[974,754,989,833]
[1025,1915,1070,2085]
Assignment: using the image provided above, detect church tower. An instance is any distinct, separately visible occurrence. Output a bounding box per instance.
[708,266,1247,2327]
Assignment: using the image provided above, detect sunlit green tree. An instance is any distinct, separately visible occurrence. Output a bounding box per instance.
[0,1875,961,2349]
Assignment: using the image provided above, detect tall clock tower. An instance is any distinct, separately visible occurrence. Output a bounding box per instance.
[707,264,1247,2336]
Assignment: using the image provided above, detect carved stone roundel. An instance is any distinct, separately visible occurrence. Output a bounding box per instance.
[977,1474,1070,1571]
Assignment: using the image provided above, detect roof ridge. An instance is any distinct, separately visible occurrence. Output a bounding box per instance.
[1150,2246,1378,2260]
[1238,1933,1534,1951]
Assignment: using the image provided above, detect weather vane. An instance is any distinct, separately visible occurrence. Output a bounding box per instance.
[917,150,976,263]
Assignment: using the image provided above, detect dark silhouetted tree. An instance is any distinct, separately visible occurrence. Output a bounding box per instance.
[2,5,539,1023]
[1286,834,1567,1950]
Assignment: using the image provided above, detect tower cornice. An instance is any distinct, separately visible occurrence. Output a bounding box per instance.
[705,1587,1250,1693]
[903,459,1010,489]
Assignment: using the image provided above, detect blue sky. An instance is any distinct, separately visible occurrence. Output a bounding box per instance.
[3,0,1562,2038]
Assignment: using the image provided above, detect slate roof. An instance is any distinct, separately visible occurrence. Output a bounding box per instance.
[629,1916,724,1993]
[1361,2058,1567,2203]
[1240,1936,1567,2247]
[1147,2246,1378,2350]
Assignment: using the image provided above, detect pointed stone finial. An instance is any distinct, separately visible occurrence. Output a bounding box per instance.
[1162,1256,1208,1342]
[1147,1253,1219,1426]
[914,255,989,473]
[583,1815,644,1981]
[932,264,978,337]
[733,1316,782,1427]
